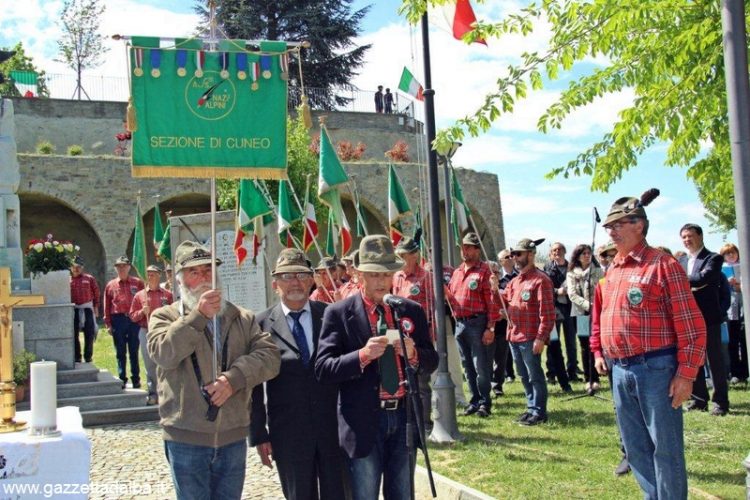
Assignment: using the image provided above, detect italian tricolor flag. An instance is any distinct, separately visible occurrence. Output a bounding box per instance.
[398,67,424,102]
[10,71,38,97]
[388,164,412,246]
[234,180,272,266]
[439,0,486,45]
[278,181,301,248]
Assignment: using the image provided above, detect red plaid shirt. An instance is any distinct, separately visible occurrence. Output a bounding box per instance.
[358,292,418,400]
[339,280,361,299]
[504,267,555,343]
[129,286,173,328]
[103,276,144,327]
[599,240,706,380]
[310,285,336,303]
[446,261,500,323]
[70,273,100,307]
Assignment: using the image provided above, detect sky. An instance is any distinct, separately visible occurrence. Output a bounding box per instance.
[0,0,737,255]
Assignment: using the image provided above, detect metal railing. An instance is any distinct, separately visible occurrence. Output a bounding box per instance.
[35,73,414,115]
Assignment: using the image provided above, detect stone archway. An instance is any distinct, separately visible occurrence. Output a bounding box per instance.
[20,193,107,288]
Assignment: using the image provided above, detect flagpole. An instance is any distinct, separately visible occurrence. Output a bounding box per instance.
[346,179,369,236]
[288,173,339,293]
[420,12,460,444]
[208,1,219,383]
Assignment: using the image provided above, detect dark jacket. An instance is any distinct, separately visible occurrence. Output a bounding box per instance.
[315,293,438,459]
[680,248,725,326]
[249,300,340,462]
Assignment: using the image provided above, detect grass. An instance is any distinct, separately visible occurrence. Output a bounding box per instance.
[90,328,749,498]
[421,379,750,499]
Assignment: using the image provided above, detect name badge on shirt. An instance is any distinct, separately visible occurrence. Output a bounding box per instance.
[130,286,138,295]
[410,285,420,296]
[627,287,643,305]
[521,290,531,301]
[468,280,478,291]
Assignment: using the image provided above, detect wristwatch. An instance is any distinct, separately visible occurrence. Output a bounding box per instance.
[488,326,495,333]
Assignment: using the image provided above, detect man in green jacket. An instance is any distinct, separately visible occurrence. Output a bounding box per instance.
[149,241,280,500]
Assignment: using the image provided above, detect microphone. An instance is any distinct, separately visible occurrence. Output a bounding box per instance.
[593,207,601,223]
[382,294,408,308]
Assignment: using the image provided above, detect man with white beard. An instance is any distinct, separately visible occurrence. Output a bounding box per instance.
[148,241,280,500]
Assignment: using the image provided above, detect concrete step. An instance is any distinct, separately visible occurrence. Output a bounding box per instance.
[57,378,124,399]
[17,389,148,412]
[81,405,160,427]
[57,364,100,384]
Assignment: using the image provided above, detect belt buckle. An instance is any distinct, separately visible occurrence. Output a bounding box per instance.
[380,399,399,410]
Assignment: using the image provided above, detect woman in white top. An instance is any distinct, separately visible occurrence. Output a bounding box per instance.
[720,243,747,384]
[566,244,604,391]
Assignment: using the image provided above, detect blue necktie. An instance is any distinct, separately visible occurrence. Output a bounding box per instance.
[288,310,311,366]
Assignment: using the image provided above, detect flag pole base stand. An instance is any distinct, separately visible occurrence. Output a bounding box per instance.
[429,372,463,444]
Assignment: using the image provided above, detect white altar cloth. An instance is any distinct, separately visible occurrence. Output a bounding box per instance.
[0,406,90,499]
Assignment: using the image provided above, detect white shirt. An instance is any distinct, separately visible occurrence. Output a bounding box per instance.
[280,301,314,354]
[687,246,704,276]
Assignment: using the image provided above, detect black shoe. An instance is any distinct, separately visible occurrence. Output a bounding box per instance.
[614,456,631,476]
[520,414,548,426]
[493,388,504,397]
[132,383,142,389]
[546,377,556,385]
[561,385,574,394]
[710,406,728,416]
[516,411,532,423]
[84,358,92,363]
[463,405,479,416]
[75,358,82,363]
[121,381,127,389]
[568,375,582,382]
[477,405,490,418]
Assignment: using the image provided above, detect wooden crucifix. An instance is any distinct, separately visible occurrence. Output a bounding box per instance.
[0,267,45,432]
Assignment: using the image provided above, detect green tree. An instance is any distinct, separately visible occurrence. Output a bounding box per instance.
[400,0,736,231]
[195,0,371,109]
[57,0,109,100]
[0,42,50,98]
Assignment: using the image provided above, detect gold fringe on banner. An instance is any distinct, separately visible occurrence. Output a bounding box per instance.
[131,165,289,180]
[126,98,138,132]
[301,95,312,129]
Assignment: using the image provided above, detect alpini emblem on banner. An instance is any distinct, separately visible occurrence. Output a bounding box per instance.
[186,72,237,121]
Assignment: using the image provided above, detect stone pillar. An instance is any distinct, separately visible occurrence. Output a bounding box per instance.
[0,99,24,279]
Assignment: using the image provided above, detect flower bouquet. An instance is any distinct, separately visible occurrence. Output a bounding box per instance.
[25,234,79,277]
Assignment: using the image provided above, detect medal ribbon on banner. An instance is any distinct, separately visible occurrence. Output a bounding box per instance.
[176,49,187,77]
[150,49,162,78]
[260,54,272,79]
[133,48,144,77]
[279,53,289,81]
[220,52,230,79]
[236,53,248,80]
[195,51,205,77]
[251,62,259,91]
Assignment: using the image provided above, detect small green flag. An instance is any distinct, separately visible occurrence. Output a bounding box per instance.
[132,200,148,280]
[157,220,171,263]
[388,164,411,245]
[451,168,471,245]
[278,181,301,247]
[318,127,349,231]
[153,201,164,251]
[354,189,367,237]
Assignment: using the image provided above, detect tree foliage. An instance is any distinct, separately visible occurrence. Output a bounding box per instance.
[400,0,736,231]
[57,0,109,100]
[0,42,50,98]
[195,0,371,109]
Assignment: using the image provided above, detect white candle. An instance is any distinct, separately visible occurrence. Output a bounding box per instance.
[30,361,57,430]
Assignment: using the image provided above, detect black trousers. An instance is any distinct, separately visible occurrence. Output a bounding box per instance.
[728,319,749,380]
[276,446,349,500]
[492,320,510,389]
[546,340,570,388]
[693,323,730,411]
[547,317,579,378]
[73,308,96,362]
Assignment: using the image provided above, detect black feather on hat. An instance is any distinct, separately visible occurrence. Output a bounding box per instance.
[639,188,660,207]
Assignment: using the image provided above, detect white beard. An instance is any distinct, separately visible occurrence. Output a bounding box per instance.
[178,276,227,315]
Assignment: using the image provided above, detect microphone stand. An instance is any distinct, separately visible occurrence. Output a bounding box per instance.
[565,207,610,403]
[391,305,437,499]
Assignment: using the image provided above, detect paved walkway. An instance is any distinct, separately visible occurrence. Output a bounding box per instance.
[87,422,284,500]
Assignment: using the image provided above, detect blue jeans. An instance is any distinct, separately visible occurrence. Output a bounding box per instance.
[510,340,547,416]
[110,313,140,385]
[455,316,493,409]
[164,439,247,500]
[611,352,687,499]
[348,406,415,500]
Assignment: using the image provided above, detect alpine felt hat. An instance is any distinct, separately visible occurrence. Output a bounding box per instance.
[355,235,404,273]
[603,188,660,226]
[173,241,222,274]
[511,238,545,254]
[274,248,313,275]
[462,232,481,247]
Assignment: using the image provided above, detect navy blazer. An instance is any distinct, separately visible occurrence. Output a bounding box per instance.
[249,300,340,462]
[314,293,438,459]
[680,248,724,326]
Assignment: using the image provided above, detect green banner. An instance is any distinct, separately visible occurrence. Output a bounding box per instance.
[129,38,289,179]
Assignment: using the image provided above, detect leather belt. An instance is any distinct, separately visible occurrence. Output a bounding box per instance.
[456,313,484,322]
[380,398,403,410]
[610,346,677,367]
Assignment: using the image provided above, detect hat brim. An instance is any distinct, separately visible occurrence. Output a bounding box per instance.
[356,260,404,273]
[176,257,222,273]
[273,265,313,275]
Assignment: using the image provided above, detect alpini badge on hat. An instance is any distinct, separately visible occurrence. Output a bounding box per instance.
[521,290,531,301]
[627,287,644,306]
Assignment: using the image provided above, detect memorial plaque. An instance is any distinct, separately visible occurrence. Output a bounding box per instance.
[211,230,267,313]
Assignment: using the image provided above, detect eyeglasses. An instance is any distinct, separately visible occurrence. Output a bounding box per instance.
[603,219,636,231]
[501,256,512,260]
[511,251,526,257]
[275,272,313,281]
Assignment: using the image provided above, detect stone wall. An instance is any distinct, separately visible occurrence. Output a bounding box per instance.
[11,98,505,287]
